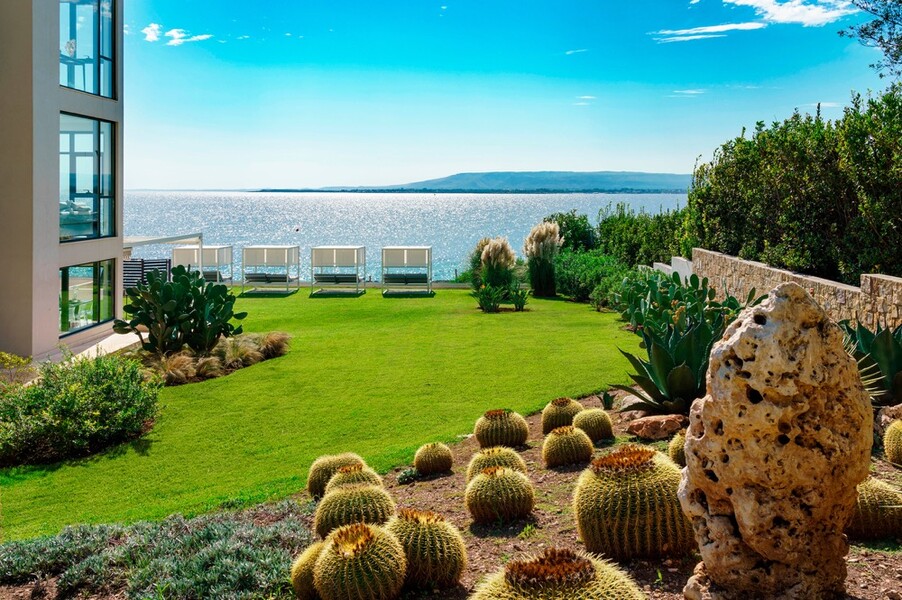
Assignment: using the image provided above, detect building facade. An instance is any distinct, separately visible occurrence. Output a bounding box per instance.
[0,0,124,360]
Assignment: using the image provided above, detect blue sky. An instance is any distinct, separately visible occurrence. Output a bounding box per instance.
[124,0,885,189]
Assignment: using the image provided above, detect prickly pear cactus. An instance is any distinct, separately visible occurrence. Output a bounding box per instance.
[573,444,693,559]
[414,442,453,475]
[466,446,528,482]
[542,426,593,468]
[290,541,324,600]
[307,452,365,499]
[314,484,396,538]
[572,408,614,442]
[466,466,535,524]
[541,397,584,434]
[469,547,646,600]
[474,409,529,448]
[848,476,902,541]
[313,522,406,600]
[667,430,686,467]
[385,508,467,588]
[324,463,383,494]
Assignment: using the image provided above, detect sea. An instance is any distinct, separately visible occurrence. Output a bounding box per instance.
[124,191,687,281]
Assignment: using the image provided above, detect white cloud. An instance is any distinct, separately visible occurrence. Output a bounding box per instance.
[441,5,448,9]
[690,0,701,3]
[165,29,214,46]
[657,34,728,42]
[573,102,591,106]
[657,22,767,35]
[674,89,706,94]
[722,0,857,27]
[141,23,161,42]
[285,32,292,37]
[565,48,588,55]
[578,95,596,100]
[123,24,130,36]
[237,35,250,40]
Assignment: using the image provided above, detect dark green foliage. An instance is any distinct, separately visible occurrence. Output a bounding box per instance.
[509,287,529,311]
[114,265,247,355]
[596,203,685,268]
[685,86,902,284]
[554,249,633,302]
[0,354,161,467]
[841,321,902,406]
[545,209,599,251]
[842,1,902,79]
[397,468,419,485]
[0,501,313,598]
[472,285,505,313]
[527,258,556,297]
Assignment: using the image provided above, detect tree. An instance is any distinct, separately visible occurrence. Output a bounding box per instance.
[842,1,902,79]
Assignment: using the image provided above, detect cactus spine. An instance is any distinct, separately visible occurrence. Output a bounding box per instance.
[290,541,324,600]
[668,430,686,467]
[314,484,396,538]
[847,476,902,540]
[542,426,594,468]
[572,408,614,443]
[466,446,528,482]
[541,397,584,434]
[465,466,535,524]
[324,463,383,494]
[385,508,467,588]
[885,420,902,465]
[313,522,406,600]
[307,452,365,499]
[414,442,453,475]
[474,409,529,448]
[469,547,646,600]
[572,444,693,559]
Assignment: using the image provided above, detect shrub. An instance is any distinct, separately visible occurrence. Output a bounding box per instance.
[466,446,528,482]
[524,221,562,297]
[464,237,493,288]
[572,408,614,442]
[385,508,467,589]
[542,426,594,468]
[508,286,529,311]
[545,209,599,252]
[307,453,366,499]
[465,466,535,524]
[541,397,584,434]
[0,351,34,388]
[472,285,505,313]
[480,237,517,290]
[0,353,161,467]
[413,442,453,475]
[313,523,406,600]
[313,484,396,538]
[596,202,685,268]
[554,249,632,302]
[473,409,529,448]
[214,336,264,370]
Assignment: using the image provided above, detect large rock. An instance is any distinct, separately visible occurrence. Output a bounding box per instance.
[627,414,688,440]
[679,282,873,600]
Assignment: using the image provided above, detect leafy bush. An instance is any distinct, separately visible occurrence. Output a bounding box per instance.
[0,353,161,466]
[554,249,633,302]
[0,352,34,391]
[114,265,247,356]
[545,209,598,251]
[509,287,529,312]
[840,321,902,406]
[596,203,686,268]
[0,501,313,598]
[524,221,562,297]
[472,285,505,313]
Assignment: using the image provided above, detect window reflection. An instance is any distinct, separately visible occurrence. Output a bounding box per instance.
[60,114,114,242]
[59,0,114,98]
[59,259,114,335]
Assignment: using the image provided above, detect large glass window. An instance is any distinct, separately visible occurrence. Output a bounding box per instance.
[60,114,115,242]
[60,0,114,97]
[59,259,115,335]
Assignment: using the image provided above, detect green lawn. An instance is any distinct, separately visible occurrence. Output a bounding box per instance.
[1,290,637,540]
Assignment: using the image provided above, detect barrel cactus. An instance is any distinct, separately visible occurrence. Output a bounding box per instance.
[474,409,529,448]
[572,408,614,442]
[414,442,453,475]
[314,484,396,538]
[541,397,584,434]
[469,547,646,600]
[667,430,686,467]
[848,476,902,540]
[466,446,528,482]
[307,452,365,499]
[885,420,902,465]
[385,508,467,588]
[324,463,383,494]
[572,444,693,559]
[542,426,593,468]
[466,466,535,524]
[313,522,407,600]
[290,541,324,600]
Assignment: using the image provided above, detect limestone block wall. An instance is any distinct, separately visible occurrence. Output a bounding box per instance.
[691,249,902,328]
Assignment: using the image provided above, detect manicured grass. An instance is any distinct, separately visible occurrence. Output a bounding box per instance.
[1,290,637,540]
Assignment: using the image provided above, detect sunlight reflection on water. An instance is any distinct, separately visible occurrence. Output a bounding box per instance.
[125,191,686,281]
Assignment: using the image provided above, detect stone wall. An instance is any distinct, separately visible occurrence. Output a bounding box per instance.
[691,249,902,328]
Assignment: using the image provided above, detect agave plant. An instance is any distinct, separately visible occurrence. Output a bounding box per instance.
[840,321,902,406]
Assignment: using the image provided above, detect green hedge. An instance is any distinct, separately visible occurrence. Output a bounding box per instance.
[554,249,633,302]
[596,203,685,268]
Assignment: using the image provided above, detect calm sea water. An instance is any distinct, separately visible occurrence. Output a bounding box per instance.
[124,191,686,281]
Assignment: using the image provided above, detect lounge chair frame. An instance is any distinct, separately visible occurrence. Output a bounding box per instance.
[172,245,234,283]
[241,245,301,294]
[311,246,366,295]
[381,246,433,295]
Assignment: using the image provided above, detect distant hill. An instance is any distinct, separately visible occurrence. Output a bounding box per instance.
[260,171,692,194]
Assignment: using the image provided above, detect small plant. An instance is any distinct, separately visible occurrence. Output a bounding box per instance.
[466,446,528,482]
[397,467,419,485]
[840,321,902,406]
[385,508,467,589]
[290,541,324,600]
[541,397,584,434]
[473,409,530,448]
[414,442,453,475]
[517,523,537,540]
[469,547,645,600]
[214,336,264,370]
[194,355,224,379]
[885,420,902,465]
[524,221,562,297]
[313,523,406,600]
[465,466,535,524]
[668,429,687,467]
[572,408,614,443]
[542,426,593,468]
[307,453,366,499]
[847,477,902,541]
[313,484,396,539]
[600,390,615,410]
[572,444,694,559]
[155,352,196,386]
[324,463,383,495]
[509,286,529,311]
[472,284,505,313]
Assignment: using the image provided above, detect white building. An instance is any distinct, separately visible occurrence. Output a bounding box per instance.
[0,0,124,360]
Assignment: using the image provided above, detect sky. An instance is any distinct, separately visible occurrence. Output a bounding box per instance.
[123,0,888,189]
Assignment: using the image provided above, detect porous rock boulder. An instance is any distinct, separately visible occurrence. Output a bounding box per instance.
[627,414,689,440]
[679,282,873,600]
